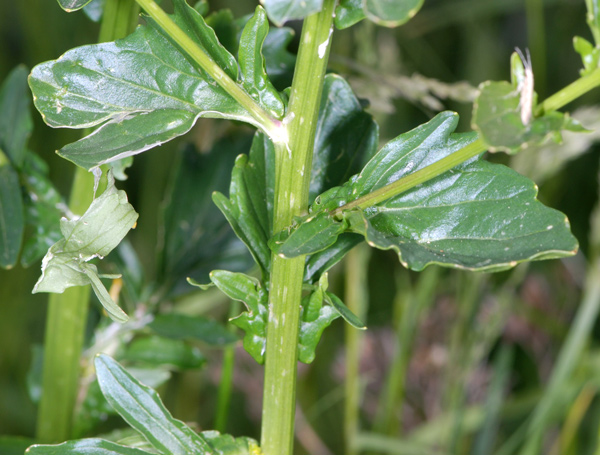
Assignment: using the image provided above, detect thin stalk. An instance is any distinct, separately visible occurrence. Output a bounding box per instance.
[333,67,600,217]
[344,244,371,455]
[260,2,336,454]
[214,300,240,433]
[35,1,139,442]
[133,0,282,137]
[525,0,547,95]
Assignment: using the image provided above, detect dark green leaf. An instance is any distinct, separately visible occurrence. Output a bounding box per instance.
[335,0,366,29]
[298,287,339,364]
[56,0,95,12]
[0,163,24,269]
[272,112,579,271]
[0,66,33,169]
[0,436,35,455]
[26,439,153,455]
[261,0,323,26]
[304,233,363,282]
[262,27,296,90]
[159,138,253,296]
[149,313,238,346]
[213,134,274,280]
[32,172,138,322]
[472,52,586,154]
[364,0,424,27]
[206,9,239,57]
[325,291,366,329]
[123,335,206,369]
[94,354,213,454]
[28,0,273,170]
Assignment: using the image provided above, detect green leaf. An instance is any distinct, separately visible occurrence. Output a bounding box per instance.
[159,138,254,296]
[472,52,586,154]
[335,0,366,29]
[239,7,285,118]
[0,163,24,269]
[56,0,95,12]
[298,288,339,364]
[271,112,579,272]
[28,0,275,170]
[574,36,600,76]
[304,233,363,282]
[586,0,600,45]
[94,354,213,455]
[262,27,296,90]
[149,313,238,346]
[26,438,154,455]
[123,335,206,370]
[83,0,105,22]
[364,0,424,27]
[0,66,33,168]
[261,0,323,26]
[324,291,366,329]
[201,432,262,455]
[32,172,138,322]
[213,134,274,280]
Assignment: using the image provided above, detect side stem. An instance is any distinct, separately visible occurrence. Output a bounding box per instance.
[260,2,336,455]
[35,0,138,442]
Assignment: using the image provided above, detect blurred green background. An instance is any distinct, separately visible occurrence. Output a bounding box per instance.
[3,0,600,454]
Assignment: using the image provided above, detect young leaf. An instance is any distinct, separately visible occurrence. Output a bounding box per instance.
[335,0,366,29]
[271,112,579,272]
[0,66,33,168]
[94,354,214,454]
[56,0,95,12]
[364,0,424,28]
[238,7,286,118]
[201,432,262,455]
[26,438,154,455]
[298,289,339,364]
[32,172,138,322]
[28,0,281,171]
[574,36,600,76]
[0,162,24,269]
[472,51,586,154]
[261,0,323,26]
[324,291,366,329]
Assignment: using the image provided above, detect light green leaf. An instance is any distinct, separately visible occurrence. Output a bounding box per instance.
[364,0,424,27]
[335,0,366,29]
[0,66,33,168]
[201,432,262,455]
[123,335,206,370]
[325,291,366,329]
[94,354,213,455]
[32,172,138,322]
[26,438,154,455]
[28,0,274,170]
[271,112,579,271]
[55,0,94,12]
[260,0,323,26]
[472,51,586,154]
[574,36,600,76]
[298,289,339,364]
[149,313,238,346]
[239,7,285,118]
[0,163,24,269]
[586,0,600,45]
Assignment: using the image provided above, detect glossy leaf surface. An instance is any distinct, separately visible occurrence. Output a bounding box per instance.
[56,0,95,12]
[149,313,238,346]
[26,438,153,455]
[364,0,423,27]
[95,354,213,454]
[335,0,366,29]
[32,172,138,322]
[261,0,322,26]
[472,52,585,154]
[0,164,24,269]
[29,1,281,170]
[0,66,33,168]
[271,112,578,271]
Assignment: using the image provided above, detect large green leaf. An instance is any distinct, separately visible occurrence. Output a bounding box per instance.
[335,0,423,29]
[56,0,95,12]
[271,112,578,272]
[149,313,238,346]
[28,1,283,171]
[335,0,366,29]
[0,162,24,269]
[26,439,153,455]
[158,138,254,296]
[261,0,323,26]
[0,66,33,168]
[472,51,585,154]
[122,335,206,370]
[32,172,138,322]
[95,354,214,454]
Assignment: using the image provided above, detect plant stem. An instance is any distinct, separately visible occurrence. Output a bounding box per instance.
[260,2,336,454]
[536,67,600,115]
[134,0,282,137]
[35,0,139,442]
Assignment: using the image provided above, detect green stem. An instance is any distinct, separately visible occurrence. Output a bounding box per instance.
[333,67,600,218]
[260,2,336,454]
[344,244,370,455]
[35,0,139,442]
[134,0,282,137]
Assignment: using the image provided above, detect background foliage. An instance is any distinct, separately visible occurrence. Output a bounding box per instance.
[2,0,600,454]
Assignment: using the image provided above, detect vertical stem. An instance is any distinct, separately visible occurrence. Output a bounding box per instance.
[344,244,370,455]
[260,2,336,455]
[35,0,138,442]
